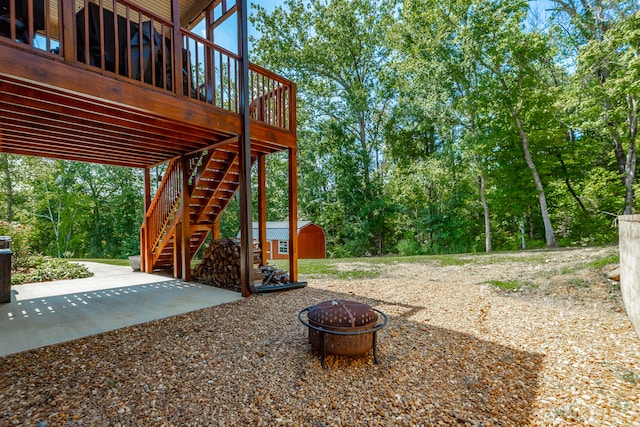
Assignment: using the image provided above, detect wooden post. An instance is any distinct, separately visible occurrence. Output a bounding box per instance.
[180,155,191,281]
[174,224,183,279]
[288,81,298,281]
[290,83,297,134]
[258,155,267,265]
[288,147,298,282]
[171,0,184,96]
[144,167,152,210]
[142,167,152,272]
[213,218,221,240]
[237,0,253,297]
[60,0,75,63]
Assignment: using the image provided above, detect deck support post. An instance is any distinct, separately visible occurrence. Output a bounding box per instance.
[142,167,152,273]
[180,155,192,281]
[238,0,253,297]
[258,155,268,265]
[213,218,221,240]
[288,147,299,282]
[174,224,183,279]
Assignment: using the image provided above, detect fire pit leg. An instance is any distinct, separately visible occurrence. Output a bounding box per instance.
[373,331,380,365]
[321,330,327,369]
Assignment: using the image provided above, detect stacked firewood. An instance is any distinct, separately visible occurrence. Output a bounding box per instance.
[193,238,262,291]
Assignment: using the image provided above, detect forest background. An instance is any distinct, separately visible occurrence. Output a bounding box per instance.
[0,0,638,260]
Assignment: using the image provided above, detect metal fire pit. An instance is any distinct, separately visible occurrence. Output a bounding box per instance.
[298,300,387,368]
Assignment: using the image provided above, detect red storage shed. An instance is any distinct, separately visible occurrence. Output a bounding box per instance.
[242,221,326,261]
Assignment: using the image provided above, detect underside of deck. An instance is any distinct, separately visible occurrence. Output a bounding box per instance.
[0,44,295,168]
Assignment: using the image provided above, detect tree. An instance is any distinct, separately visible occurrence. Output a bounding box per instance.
[0,155,14,221]
[550,1,640,214]
[397,0,561,248]
[28,160,90,258]
[252,0,397,256]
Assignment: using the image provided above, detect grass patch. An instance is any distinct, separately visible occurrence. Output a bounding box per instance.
[621,370,639,384]
[488,280,522,292]
[551,405,574,419]
[560,265,578,274]
[269,259,382,279]
[588,254,620,269]
[71,258,130,266]
[269,259,339,276]
[337,269,381,279]
[568,278,591,288]
[266,250,565,280]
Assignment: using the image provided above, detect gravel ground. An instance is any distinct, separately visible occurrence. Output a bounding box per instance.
[1,246,639,426]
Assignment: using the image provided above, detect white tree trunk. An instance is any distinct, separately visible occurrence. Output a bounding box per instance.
[511,109,558,248]
[479,171,492,252]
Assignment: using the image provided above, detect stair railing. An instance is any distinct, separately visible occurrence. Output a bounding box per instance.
[144,156,182,256]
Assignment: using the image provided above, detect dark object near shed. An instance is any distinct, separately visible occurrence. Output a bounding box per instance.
[0,236,11,303]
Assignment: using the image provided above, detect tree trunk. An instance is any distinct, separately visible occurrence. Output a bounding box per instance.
[556,151,587,211]
[511,108,558,248]
[623,94,638,214]
[479,171,492,252]
[0,155,13,222]
[624,142,636,215]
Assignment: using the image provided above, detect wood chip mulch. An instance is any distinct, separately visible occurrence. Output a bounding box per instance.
[1,246,639,426]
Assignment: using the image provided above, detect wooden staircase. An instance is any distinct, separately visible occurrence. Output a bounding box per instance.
[141,140,244,273]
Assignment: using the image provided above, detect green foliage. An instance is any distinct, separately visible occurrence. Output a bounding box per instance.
[397,238,421,256]
[621,370,639,385]
[252,0,398,256]
[71,258,131,267]
[2,159,144,259]
[11,255,92,285]
[488,279,522,291]
[271,257,385,278]
[588,253,620,269]
[0,221,33,272]
[0,1,637,260]
[386,156,483,255]
[568,278,591,288]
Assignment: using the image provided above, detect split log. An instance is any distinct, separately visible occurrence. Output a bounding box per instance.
[193,238,262,292]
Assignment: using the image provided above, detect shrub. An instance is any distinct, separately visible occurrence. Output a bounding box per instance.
[11,255,92,285]
[0,221,33,272]
[397,238,421,256]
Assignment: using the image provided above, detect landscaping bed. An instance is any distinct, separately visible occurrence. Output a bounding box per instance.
[1,246,638,426]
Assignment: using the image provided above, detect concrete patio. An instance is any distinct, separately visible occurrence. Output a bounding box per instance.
[0,262,242,356]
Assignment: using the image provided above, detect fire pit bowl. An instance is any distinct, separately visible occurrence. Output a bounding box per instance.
[298,300,387,368]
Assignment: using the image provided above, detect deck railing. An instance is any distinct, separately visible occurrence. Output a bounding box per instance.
[0,0,295,132]
[249,63,293,130]
[181,29,239,113]
[144,157,182,255]
[75,0,175,89]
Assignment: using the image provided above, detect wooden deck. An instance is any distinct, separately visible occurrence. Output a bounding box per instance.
[0,27,295,168]
[0,0,299,296]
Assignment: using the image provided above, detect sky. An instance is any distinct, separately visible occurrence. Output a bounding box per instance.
[209,0,555,54]
[195,0,283,52]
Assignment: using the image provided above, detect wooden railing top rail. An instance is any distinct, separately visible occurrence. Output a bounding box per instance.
[249,62,294,87]
[87,0,174,28]
[180,28,239,61]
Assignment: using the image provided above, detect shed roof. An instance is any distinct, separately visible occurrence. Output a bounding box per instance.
[237,221,314,241]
